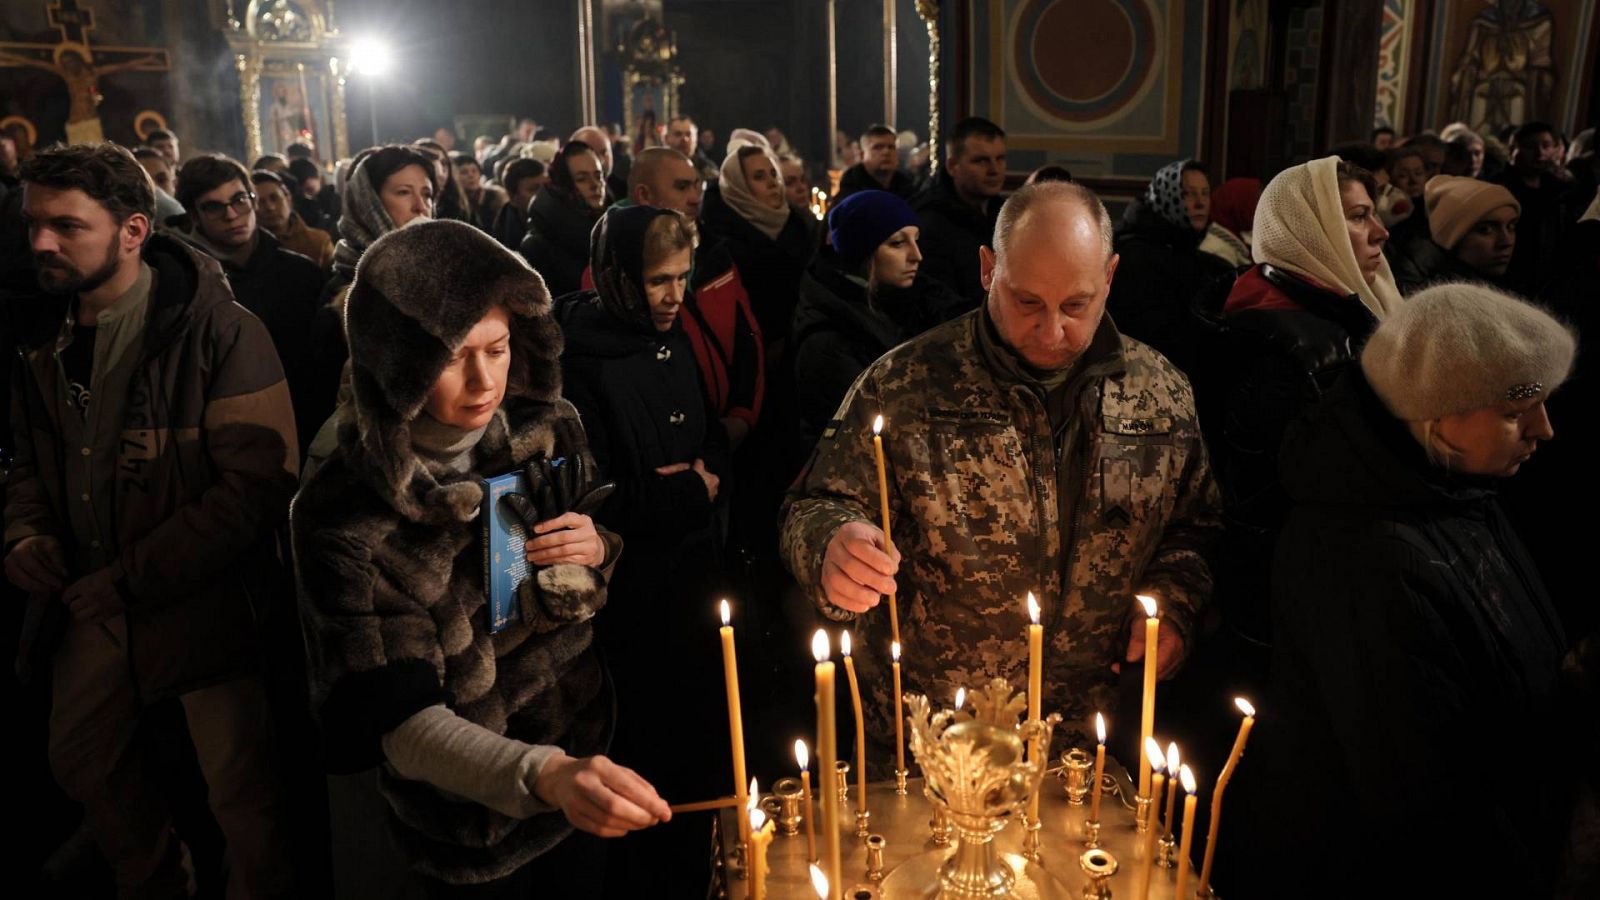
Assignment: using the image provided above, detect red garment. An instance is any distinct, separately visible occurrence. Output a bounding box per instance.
[1211,178,1262,236]
[578,255,766,425]
[1223,264,1320,314]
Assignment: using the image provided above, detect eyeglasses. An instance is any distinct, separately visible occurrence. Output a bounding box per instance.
[198,191,256,219]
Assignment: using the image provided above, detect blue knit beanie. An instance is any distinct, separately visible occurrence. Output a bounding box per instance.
[828,190,919,264]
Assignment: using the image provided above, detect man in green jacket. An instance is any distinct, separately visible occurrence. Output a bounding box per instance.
[7,142,298,898]
[781,180,1221,754]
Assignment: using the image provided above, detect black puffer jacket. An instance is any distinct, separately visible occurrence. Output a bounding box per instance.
[1254,369,1567,897]
[519,187,598,298]
[1213,264,1378,646]
[1106,196,1234,377]
[791,252,966,448]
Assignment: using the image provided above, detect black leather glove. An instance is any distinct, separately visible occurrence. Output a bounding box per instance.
[500,453,615,529]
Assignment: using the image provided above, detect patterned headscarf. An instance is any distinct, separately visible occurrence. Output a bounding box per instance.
[332,154,401,281]
[1144,159,1200,231]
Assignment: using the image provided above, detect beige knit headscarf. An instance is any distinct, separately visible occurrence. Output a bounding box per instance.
[719,128,792,241]
[1252,156,1403,319]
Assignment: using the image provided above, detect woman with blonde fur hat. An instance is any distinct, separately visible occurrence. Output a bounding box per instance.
[1254,282,1575,896]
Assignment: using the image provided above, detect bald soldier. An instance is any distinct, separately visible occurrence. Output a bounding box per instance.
[781,181,1221,755]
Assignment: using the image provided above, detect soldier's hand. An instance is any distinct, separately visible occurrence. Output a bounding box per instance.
[821,521,900,613]
[1116,619,1186,680]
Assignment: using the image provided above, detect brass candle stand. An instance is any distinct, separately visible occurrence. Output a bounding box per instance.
[1080,847,1119,899]
[1134,795,1154,835]
[1061,748,1094,805]
[835,760,851,806]
[865,834,887,882]
[894,768,909,797]
[772,778,803,838]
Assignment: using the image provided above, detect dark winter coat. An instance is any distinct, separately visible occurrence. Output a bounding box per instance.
[1258,369,1567,895]
[913,168,999,305]
[7,235,299,700]
[791,252,967,448]
[1106,196,1235,377]
[212,229,326,456]
[293,221,614,884]
[1383,229,1488,296]
[1213,264,1378,645]
[836,163,918,203]
[519,187,599,298]
[699,182,818,349]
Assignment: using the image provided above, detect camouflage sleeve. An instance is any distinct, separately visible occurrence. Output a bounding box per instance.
[779,369,887,621]
[1136,423,1222,648]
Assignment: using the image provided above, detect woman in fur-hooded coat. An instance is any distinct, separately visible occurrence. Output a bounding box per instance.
[293,220,665,892]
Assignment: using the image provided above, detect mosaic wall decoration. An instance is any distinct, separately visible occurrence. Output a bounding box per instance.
[1281,0,1324,164]
[966,0,1212,178]
[1375,0,1415,128]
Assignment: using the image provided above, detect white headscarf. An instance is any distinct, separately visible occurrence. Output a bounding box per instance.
[719,128,791,241]
[1252,156,1403,319]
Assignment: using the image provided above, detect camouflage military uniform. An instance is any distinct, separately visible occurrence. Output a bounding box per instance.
[781,307,1220,762]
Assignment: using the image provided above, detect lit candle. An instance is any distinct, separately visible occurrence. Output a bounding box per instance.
[1174,765,1199,900]
[1089,713,1107,822]
[1163,742,1180,835]
[748,782,774,900]
[1198,697,1256,896]
[719,600,751,853]
[812,630,842,900]
[841,631,868,817]
[810,863,830,899]
[1026,592,1043,822]
[871,415,900,647]
[1137,737,1166,900]
[1135,595,1160,799]
[891,640,905,774]
[954,686,966,713]
[796,739,816,863]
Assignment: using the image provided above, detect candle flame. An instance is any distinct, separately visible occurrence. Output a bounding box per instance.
[1027,591,1040,624]
[795,739,809,771]
[810,863,830,898]
[750,806,766,831]
[1136,594,1158,618]
[1095,712,1106,744]
[811,629,830,662]
[840,630,852,657]
[1235,696,1256,718]
[873,414,884,435]
[1144,736,1165,772]
[891,640,901,662]
[1166,742,1180,775]
[954,687,966,710]
[749,777,759,806]
[1180,764,1196,794]
[719,598,730,626]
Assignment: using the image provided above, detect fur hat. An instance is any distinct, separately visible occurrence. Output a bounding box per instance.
[344,219,561,521]
[1360,282,1575,421]
[827,190,918,264]
[1424,175,1520,250]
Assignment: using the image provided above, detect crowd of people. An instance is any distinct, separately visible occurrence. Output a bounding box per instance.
[0,107,1595,899]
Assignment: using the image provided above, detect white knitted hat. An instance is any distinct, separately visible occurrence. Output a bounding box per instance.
[1360,282,1576,421]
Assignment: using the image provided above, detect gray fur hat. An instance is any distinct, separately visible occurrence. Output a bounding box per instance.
[1360,282,1576,421]
[344,219,561,519]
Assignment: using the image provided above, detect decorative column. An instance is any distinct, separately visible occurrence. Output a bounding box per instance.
[236,52,263,164]
[916,0,941,175]
[883,0,898,124]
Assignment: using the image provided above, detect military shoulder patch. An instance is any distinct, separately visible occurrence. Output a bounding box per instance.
[821,419,844,440]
